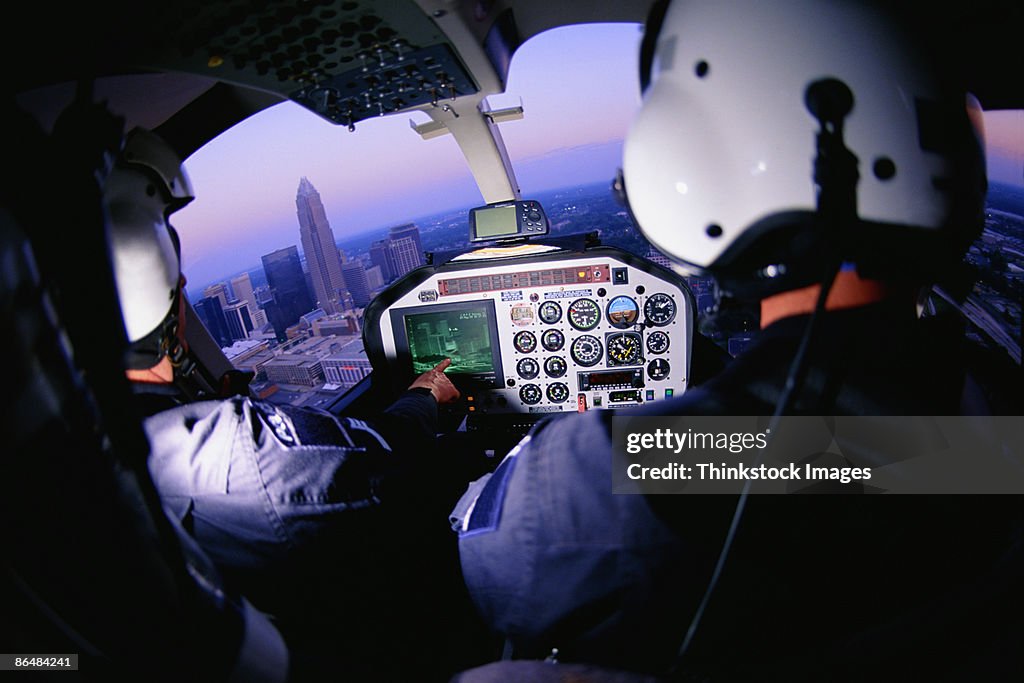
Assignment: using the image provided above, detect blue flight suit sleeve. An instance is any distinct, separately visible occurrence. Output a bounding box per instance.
[144,390,438,571]
[451,411,704,667]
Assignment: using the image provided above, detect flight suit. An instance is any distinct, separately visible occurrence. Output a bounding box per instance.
[452,303,1024,679]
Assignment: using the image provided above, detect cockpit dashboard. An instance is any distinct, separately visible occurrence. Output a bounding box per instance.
[364,241,694,437]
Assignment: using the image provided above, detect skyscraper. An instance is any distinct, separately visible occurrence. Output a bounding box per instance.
[230,272,258,312]
[230,271,267,330]
[340,260,371,308]
[389,235,422,279]
[262,245,315,341]
[203,282,230,309]
[388,223,424,265]
[223,300,254,341]
[365,264,384,291]
[369,239,394,282]
[296,177,346,313]
[194,296,231,347]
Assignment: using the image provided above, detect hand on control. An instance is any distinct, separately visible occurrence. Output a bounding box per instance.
[409,358,461,404]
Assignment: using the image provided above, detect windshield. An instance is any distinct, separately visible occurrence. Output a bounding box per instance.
[172,23,1022,405]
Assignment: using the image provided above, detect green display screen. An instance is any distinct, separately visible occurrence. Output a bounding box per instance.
[473,204,518,238]
[404,307,496,374]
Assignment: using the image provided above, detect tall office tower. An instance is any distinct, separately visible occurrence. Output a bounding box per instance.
[296,177,346,313]
[203,282,230,309]
[224,300,254,341]
[230,272,258,313]
[194,296,232,347]
[365,264,384,291]
[389,235,422,279]
[388,223,424,265]
[262,245,315,341]
[369,239,395,282]
[250,308,269,330]
[340,260,371,308]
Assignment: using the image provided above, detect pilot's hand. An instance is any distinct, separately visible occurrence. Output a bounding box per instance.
[409,358,461,404]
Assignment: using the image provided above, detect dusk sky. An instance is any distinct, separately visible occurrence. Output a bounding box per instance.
[172,22,1023,291]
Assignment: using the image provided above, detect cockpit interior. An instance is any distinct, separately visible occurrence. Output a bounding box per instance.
[3,0,1022,681]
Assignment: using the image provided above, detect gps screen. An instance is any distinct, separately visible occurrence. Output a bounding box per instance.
[472,205,518,239]
[403,307,496,374]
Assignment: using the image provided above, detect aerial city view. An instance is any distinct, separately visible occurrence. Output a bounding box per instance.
[187,177,1023,408]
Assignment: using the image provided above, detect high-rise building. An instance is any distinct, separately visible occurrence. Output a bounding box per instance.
[365,264,384,291]
[224,300,254,341]
[262,245,315,342]
[230,272,258,312]
[388,223,424,264]
[203,283,230,309]
[194,296,232,347]
[340,260,371,307]
[296,177,346,313]
[389,235,422,279]
[369,239,394,282]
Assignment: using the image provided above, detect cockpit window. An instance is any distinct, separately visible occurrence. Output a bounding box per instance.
[172,22,673,403]
[958,109,1023,365]
[171,24,1021,407]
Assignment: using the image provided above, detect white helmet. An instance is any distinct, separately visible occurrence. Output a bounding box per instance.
[623,0,985,295]
[104,128,194,344]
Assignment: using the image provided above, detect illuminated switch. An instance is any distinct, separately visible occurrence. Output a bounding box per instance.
[664,389,674,398]
[646,390,655,401]
[593,395,603,407]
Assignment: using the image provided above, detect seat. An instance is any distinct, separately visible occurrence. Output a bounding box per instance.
[0,96,286,682]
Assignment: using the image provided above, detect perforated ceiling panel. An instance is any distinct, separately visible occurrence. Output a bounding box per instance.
[145,0,477,126]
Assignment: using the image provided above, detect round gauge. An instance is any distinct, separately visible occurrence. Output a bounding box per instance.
[546,382,570,403]
[567,298,601,331]
[648,358,671,381]
[544,356,567,378]
[517,357,540,380]
[541,328,565,352]
[646,331,670,355]
[513,330,537,353]
[607,332,643,366]
[644,293,677,326]
[519,383,542,405]
[570,335,603,367]
[538,300,562,324]
[606,295,640,329]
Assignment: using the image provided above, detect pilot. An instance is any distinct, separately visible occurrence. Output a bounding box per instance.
[451,0,1021,680]
[105,127,462,590]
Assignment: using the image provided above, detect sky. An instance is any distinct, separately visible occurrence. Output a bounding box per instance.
[172,22,1023,291]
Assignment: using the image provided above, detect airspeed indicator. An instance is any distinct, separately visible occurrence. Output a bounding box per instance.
[567,298,601,331]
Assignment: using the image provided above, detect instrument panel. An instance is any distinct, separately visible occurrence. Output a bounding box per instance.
[364,246,693,417]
